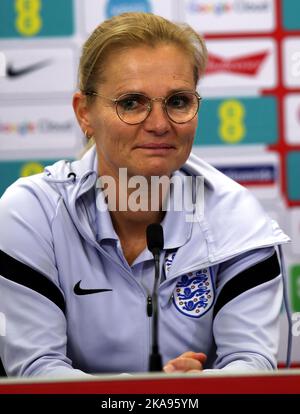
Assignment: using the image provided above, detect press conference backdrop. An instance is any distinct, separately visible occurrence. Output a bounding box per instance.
[0,0,299,365]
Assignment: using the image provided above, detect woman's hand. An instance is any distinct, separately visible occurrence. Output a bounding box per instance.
[163,351,207,374]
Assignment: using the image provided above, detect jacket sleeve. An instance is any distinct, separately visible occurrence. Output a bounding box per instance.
[0,178,90,378]
[208,246,283,372]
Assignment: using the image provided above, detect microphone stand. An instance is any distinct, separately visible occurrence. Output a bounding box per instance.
[149,247,163,372]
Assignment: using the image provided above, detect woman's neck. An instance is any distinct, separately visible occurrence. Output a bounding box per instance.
[110,209,165,241]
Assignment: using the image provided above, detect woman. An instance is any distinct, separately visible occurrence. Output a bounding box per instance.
[0,13,290,377]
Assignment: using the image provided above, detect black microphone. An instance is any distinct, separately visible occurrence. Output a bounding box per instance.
[146,223,164,372]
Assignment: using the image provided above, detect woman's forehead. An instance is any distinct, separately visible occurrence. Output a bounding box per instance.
[98,45,195,92]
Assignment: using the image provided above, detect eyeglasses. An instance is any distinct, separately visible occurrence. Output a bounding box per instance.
[84,90,202,125]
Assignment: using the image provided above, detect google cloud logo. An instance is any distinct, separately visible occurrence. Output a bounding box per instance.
[106,0,151,18]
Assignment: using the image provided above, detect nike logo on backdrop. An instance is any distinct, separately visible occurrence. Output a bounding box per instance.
[73,280,112,296]
[6,59,51,78]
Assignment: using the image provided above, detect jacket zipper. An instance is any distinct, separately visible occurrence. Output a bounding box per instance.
[147,295,153,317]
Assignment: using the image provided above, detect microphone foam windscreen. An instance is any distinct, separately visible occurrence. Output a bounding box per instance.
[146,223,164,253]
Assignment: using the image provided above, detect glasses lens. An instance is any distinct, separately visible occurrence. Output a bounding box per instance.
[166,92,199,123]
[116,94,150,124]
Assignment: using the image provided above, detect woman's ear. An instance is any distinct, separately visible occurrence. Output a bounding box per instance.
[72,91,93,137]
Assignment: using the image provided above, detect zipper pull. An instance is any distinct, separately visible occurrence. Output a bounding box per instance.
[147,295,153,317]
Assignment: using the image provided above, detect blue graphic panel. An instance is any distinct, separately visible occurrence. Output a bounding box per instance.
[0,0,74,38]
[105,0,151,18]
[283,0,300,30]
[195,96,278,146]
[0,159,72,196]
[287,151,300,201]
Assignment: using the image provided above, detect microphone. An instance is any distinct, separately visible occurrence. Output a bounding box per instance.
[146,223,164,372]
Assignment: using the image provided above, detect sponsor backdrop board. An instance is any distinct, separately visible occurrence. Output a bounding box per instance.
[0,0,299,367]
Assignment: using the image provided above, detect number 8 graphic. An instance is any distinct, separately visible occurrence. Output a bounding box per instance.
[218,99,246,144]
[15,0,42,37]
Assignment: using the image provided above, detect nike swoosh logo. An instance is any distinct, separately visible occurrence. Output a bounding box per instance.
[73,280,112,296]
[6,60,51,78]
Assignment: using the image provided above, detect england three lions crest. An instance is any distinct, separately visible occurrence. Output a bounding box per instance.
[173,268,214,318]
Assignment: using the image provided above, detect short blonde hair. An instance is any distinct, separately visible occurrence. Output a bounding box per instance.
[78,12,207,98]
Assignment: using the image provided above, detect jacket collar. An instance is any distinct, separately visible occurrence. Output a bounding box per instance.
[43,145,290,272]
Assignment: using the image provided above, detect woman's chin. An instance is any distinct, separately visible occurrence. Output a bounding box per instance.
[131,162,177,179]
[135,168,172,179]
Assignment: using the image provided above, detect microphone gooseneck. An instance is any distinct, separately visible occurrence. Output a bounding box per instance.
[146,223,164,372]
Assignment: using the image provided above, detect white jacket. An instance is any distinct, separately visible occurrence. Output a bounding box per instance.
[0,147,290,377]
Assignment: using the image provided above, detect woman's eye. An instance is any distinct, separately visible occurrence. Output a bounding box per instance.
[118,95,147,111]
[119,98,139,111]
[168,94,190,109]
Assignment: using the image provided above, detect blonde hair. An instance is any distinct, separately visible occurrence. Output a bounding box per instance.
[78,12,207,98]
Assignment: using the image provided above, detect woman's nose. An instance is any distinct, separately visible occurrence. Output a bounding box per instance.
[143,100,171,135]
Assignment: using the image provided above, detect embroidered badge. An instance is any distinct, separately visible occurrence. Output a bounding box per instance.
[173,268,214,318]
